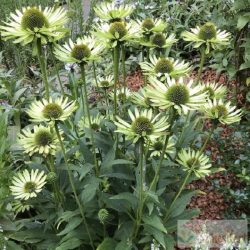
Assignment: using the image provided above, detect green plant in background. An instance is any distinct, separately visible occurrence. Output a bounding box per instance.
[0,1,247,250]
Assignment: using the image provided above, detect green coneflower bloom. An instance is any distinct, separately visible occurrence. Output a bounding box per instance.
[18,125,61,156]
[131,88,151,108]
[177,148,212,178]
[203,99,242,124]
[95,21,139,47]
[0,6,68,45]
[10,169,47,200]
[140,32,177,49]
[200,82,227,100]
[109,87,132,102]
[146,77,207,114]
[54,36,103,64]
[78,114,104,131]
[96,75,114,89]
[140,55,191,80]
[137,18,166,35]
[114,108,169,143]
[94,2,133,22]
[12,200,33,214]
[148,136,176,158]
[182,22,231,54]
[27,97,77,122]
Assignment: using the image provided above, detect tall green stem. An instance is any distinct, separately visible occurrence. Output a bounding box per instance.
[196,47,206,84]
[121,45,126,92]
[54,122,95,250]
[133,139,145,239]
[150,110,175,191]
[113,45,120,118]
[164,127,214,222]
[79,64,99,176]
[92,62,99,88]
[49,44,65,95]
[47,155,63,204]
[36,39,50,100]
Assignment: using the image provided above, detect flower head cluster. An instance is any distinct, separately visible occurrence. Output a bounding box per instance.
[96,75,114,89]
[140,32,177,49]
[94,2,133,22]
[140,55,191,80]
[10,169,47,200]
[182,22,231,54]
[177,148,212,178]
[131,88,151,108]
[95,21,139,47]
[200,82,227,100]
[27,97,77,123]
[78,114,104,131]
[54,37,103,64]
[148,136,176,158]
[109,87,132,103]
[0,6,68,45]
[115,108,169,143]
[137,18,166,36]
[203,99,242,124]
[18,125,61,156]
[146,77,207,114]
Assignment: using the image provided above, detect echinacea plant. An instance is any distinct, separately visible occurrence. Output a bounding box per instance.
[0,2,244,250]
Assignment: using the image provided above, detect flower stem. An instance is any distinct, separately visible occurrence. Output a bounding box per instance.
[36,39,50,100]
[121,45,126,93]
[113,45,120,118]
[196,47,206,84]
[164,126,214,222]
[47,155,63,205]
[93,62,99,88]
[133,139,145,239]
[49,44,65,95]
[79,64,99,176]
[54,122,95,250]
[150,110,176,191]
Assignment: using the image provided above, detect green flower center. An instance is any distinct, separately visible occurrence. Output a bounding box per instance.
[166,84,190,105]
[90,123,100,131]
[100,80,110,87]
[21,8,49,31]
[118,92,126,101]
[109,17,123,23]
[34,129,53,146]
[42,103,63,120]
[24,181,37,193]
[71,44,91,61]
[151,33,166,47]
[132,116,153,136]
[211,105,228,117]
[187,157,200,168]
[142,18,155,30]
[46,172,57,184]
[153,141,163,151]
[198,22,217,40]
[155,58,174,73]
[204,86,214,99]
[109,22,127,39]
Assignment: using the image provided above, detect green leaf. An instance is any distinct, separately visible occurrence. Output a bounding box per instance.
[115,240,132,250]
[110,192,138,210]
[6,241,24,250]
[167,191,197,218]
[79,163,93,181]
[81,180,100,204]
[55,238,82,250]
[57,217,82,236]
[143,215,167,234]
[237,15,250,30]
[97,238,117,250]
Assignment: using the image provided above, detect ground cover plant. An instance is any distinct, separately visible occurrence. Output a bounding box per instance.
[0,0,249,249]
